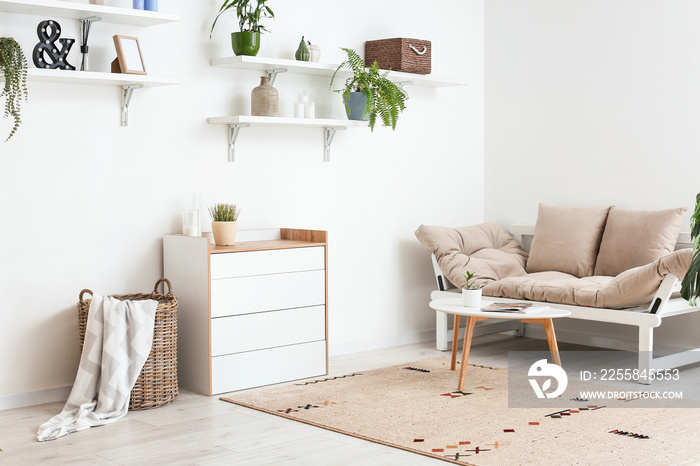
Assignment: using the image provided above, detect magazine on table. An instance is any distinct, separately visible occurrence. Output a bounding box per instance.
[481,302,550,313]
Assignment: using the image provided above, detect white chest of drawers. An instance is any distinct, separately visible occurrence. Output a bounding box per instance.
[163,229,328,395]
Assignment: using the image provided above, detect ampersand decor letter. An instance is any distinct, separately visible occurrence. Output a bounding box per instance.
[33,20,76,71]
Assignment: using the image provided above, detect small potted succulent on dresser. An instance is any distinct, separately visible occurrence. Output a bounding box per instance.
[462,271,482,307]
[209,203,241,246]
[0,37,28,141]
[330,47,407,131]
[210,0,274,57]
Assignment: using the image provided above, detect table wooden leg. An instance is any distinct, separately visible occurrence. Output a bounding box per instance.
[457,316,478,391]
[451,314,460,370]
[542,318,562,366]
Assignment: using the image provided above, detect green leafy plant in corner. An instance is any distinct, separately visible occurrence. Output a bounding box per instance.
[681,193,700,305]
[0,37,28,141]
[210,0,274,37]
[330,47,408,131]
[208,203,240,222]
[463,271,478,290]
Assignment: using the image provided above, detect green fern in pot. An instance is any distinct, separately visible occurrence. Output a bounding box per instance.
[330,47,408,131]
[0,37,28,141]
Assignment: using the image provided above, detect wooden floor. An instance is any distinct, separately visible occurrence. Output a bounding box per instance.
[0,333,686,465]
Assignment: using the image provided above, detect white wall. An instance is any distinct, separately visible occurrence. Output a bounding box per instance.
[485,0,699,225]
[484,0,700,345]
[0,0,484,401]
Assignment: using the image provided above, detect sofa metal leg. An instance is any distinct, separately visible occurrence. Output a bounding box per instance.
[638,325,653,385]
[436,311,449,351]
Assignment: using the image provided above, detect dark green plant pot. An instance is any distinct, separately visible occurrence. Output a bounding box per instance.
[231,31,260,56]
[345,92,369,121]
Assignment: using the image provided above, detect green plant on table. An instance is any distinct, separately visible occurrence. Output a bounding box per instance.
[681,193,700,305]
[329,47,408,131]
[463,271,478,290]
[0,37,28,141]
[210,0,274,37]
[208,203,241,222]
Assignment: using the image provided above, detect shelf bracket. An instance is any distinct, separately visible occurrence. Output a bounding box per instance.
[395,80,414,87]
[121,84,143,127]
[324,127,346,162]
[265,67,288,86]
[227,123,250,162]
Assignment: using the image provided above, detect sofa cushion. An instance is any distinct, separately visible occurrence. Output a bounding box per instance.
[415,222,528,289]
[526,204,612,277]
[593,207,687,277]
[484,249,691,308]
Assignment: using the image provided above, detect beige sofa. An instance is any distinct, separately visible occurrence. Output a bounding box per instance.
[416,204,700,384]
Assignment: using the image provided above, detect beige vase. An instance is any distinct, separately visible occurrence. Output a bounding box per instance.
[89,0,109,5]
[251,76,279,117]
[211,221,238,246]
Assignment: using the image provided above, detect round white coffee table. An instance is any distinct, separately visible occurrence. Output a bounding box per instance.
[429,298,571,390]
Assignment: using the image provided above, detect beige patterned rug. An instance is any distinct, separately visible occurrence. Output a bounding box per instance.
[220,357,699,465]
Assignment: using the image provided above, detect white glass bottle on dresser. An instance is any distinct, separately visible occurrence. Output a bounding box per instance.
[163,228,328,395]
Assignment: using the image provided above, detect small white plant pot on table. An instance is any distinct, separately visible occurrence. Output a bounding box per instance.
[462,288,482,307]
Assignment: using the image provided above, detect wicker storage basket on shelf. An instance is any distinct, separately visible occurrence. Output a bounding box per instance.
[78,278,179,410]
[364,38,432,74]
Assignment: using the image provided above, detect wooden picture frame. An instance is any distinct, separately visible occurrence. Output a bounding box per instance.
[112,35,147,75]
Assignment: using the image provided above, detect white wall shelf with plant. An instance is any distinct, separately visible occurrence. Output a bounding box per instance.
[211,55,468,88]
[0,0,180,126]
[207,115,368,162]
[0,0,179,26]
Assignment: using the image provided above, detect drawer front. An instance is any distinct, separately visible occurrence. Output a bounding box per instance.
[211,340,326,394]
[211,246,325,280]
[211,306,326,356]
[211,269,325,317]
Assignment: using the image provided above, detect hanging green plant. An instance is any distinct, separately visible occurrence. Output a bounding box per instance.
[0,37,28,142]
[681,192,700,306]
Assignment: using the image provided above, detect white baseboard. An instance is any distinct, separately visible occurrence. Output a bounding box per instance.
[329,329,435,356]
[0,385,70,411]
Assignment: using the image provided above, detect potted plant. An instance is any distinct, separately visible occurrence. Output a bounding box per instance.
[330,48,408,131]
[210,0,274,57]
[0,37,28,141]
[681,193,700,305]
[209,203,241,246]
[462,271,482,307]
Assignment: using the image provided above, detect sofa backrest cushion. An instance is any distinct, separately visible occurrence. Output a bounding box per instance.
[594,207,687,276]
[415,222,528,289]
[526,204,612,277]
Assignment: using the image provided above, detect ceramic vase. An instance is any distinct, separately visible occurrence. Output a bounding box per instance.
[212,221,238,246]
[462,288,482,307]
[231,31,260,56]
[251,76,279,117]
[90,0,109,5]
[308,44,321,62]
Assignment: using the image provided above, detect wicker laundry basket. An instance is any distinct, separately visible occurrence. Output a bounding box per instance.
[78,278,179,410]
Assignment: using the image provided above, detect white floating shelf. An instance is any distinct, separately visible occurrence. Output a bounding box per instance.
[207,115,369,162]
[0,0,178,26]
[25,68,181,87]
[1,69,181,126]
[211,56,468,88]
[207,115,368,128]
